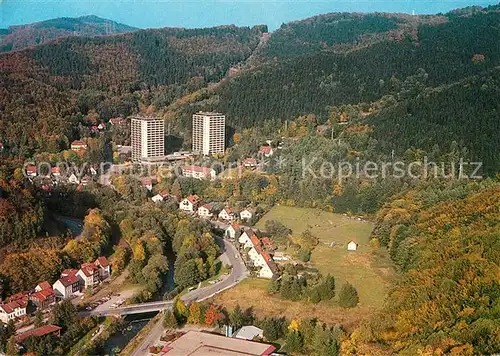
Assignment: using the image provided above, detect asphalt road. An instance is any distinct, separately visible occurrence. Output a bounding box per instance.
[129,237,248,356]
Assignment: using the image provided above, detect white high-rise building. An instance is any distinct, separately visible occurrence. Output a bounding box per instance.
[131,116,165,162]
[192,112,225,155]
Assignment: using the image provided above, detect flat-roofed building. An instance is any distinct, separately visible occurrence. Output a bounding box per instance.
[162,330,275,356]
[131,116,165,162]
[192,112,225,155]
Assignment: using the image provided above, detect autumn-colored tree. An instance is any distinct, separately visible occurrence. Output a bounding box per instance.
[204,304,222,327]
[187,302,201,324]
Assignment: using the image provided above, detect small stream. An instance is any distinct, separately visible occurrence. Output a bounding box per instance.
[101,312,157,355]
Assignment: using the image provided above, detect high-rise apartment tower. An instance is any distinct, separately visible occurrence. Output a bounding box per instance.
[131,116,165,162]
[192,112,225,155]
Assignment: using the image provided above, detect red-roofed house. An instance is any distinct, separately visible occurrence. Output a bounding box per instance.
[109,117,125,126]
[77,263,100,289]
[30,288,55,309]
[182,165,216,180]
[140,177,153,191]
[53,274,80,299]
[239,229,258,248]
[71,140,88,151]
[26,164,37,177]
[240,208,254,221]
[242,158,258,168]
[51,166,61,177]
[16,325,61,345]
[179,194,200,212]
[258,146,273,157]
[35,281,52,292]
[94,256,111,280]
[198,203,215,218]
[218,208,239,222]
[0,300,27,323]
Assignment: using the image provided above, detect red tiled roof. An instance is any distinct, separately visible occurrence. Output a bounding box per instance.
[201,203,213,210]
[95,256,109,268]
[243,158,257,165]
[61,269,78,277]
[71,140,87,147]
[230,224,241,229]
[259,146,272,154]
[16,325,61,344]
[262,237,273,246]
[58,274,79,287]
[186,194,200,204]
[51,166,60,174]
[80,263,98,277]
[26,165,36,174]
[183,165,212,175]
[109,117,125,125]
[31,288,55,302]
[250,234,261,248]
[0,300,25,314]
[37,281,52,291]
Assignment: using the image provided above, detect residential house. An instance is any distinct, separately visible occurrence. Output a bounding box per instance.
[198,203,215,218]
[53,273,80,299]
[151,194,164,203]
[179,195,200,213]
[259,256,278,279]
[347,241,358,251]
[30,288,55,309]
[26,165,37,177]
[225,224,241,240]
[81,175,92,186]
[219,208,239,222]
[261,237,274,250]
[140,177,153,191]
[51,166,61,178]
[98,123,106,130]
[240,208,254,221]
[90,126,99,134]
[272,251,290,261]
[238,229,256,248]
[68,173,79,184]
[0,300,27,323]
[248,246,266,267]
[77,263,100,289]
[35,281,52,292]
[109,117,125,126]
[71,140,87,151]
[182,165,216,180]
[258,146,273,157]
[16,325,61,345]
[233,325,264,341]
[94,256,111,280]
[242,158,258,168]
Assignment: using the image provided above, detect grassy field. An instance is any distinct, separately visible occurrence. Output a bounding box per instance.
[255,206,394,308]
[212,206,395,329]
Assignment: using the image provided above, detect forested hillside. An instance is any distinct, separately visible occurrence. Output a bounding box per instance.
[0,24,265,157]
[358,182,500,354]
[0,15,137,52]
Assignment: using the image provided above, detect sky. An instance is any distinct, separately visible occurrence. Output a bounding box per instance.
[1,0,498,30]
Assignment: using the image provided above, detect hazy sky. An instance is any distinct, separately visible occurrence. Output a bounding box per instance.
[1,0,498,30]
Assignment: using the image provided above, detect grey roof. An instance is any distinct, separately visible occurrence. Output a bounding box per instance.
[233,325,263,340]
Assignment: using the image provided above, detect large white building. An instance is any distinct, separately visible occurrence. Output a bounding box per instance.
[131,116,165,162]
[192,112,225,155]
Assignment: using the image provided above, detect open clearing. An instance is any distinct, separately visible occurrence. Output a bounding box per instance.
[213,206,395,329]
[255,206,394,308]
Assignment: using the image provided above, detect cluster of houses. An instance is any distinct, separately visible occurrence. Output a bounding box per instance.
[226,225,278,279]
[176,194,256,223]
[0,257,110,324]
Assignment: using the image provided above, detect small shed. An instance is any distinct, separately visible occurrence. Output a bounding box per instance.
[347,241,358,251]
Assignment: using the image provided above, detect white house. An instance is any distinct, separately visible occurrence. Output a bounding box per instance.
[248,247,266,267]
[242,158,258,168]
[225,224,241,239]
[198,204,214,218]
[152,194,164,203]
[94,256,111,280]
[52,274,80,299]
[26,165,37,177]
[0,301,27,323]
[238,229,259,248]
[219,208,238,222]
[179,195,200,213]
[182,165,217,180]
[259,261,276,279]
[240,209,254,221]
[77,263,100,289]
[71,140,87,151]
[347,241,358,251]
[233,326,263,340]
[68,173,79,184]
